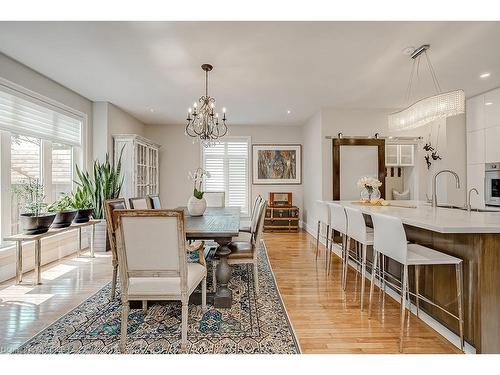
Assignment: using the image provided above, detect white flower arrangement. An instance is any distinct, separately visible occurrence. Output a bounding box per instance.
[188,167,211,199]
[357,176,382,190]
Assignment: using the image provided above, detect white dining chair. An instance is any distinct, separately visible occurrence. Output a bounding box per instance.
[368,212,464,352]
[344,206,373,311]
[129,197,149,209]
[327,202,348,279]
[114,209,207,353]
[205,192,226,208]
[315,200,331,268]
[240,195,263,234]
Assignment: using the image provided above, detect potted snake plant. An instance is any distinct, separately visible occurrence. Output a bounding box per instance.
[14,179,56,234]
[74,151,123,251]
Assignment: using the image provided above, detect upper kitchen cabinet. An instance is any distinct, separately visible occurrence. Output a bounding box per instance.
[466,94,485,132]
[485,126,500,163]
[485,88,500,128]
[385,144,414,166]
[467,129,485,164]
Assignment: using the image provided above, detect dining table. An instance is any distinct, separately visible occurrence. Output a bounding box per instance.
[181,206,240,308]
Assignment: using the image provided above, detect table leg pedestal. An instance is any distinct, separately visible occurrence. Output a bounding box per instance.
[214,246,232,308]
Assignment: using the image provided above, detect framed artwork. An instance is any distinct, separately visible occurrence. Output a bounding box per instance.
[252,144,302,185]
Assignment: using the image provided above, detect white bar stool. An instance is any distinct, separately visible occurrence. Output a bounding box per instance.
[327,202,348,280]
[315,200,331,269]
[344,206,374,311]
[368,212,464,352]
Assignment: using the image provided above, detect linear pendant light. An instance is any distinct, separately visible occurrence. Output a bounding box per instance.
[388,45,465,131]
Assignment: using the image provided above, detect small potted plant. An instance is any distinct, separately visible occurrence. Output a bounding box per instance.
[187,167,211,216]
[48,194,78,228]
[71,186,94,223]
[14,178,56,234]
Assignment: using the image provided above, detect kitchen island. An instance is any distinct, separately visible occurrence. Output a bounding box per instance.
[334,201,500,353]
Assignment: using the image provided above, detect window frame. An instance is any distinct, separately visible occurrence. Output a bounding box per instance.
[200,136,251,217]
[0,78,86,246]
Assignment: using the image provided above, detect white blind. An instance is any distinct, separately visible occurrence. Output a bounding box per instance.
[0,85,82,146]
[202,139,250,215]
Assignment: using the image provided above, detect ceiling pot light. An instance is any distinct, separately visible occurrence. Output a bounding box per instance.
[388,44,465,131]
[185,64,228,147]
[480,72,491,79]
[287,110,291,114]
[485,101,493,106]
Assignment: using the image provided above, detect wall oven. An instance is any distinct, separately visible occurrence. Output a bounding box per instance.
[485,163,500,206]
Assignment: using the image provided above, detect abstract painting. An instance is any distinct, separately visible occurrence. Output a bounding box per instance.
[252,144,302,184]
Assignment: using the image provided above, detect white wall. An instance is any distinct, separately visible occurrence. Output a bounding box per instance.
[144,124,304,218]
[92,101,146,161]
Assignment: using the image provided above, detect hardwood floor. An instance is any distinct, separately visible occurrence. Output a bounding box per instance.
[263,230,461,354]
[0,230,460,354]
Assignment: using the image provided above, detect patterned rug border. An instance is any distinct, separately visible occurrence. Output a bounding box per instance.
[260,239,302,354]
[12,239,302,354]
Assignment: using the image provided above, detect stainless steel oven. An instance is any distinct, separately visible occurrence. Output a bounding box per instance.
[485,163,500,206]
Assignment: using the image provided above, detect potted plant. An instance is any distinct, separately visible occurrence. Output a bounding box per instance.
[70,186,94,223]
[48,194,78,228]
[74,151,123,251]
[187,167,211,216]
[13,178,56,234]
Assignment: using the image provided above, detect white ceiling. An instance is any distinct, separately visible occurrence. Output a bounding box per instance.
[0,21,499,126]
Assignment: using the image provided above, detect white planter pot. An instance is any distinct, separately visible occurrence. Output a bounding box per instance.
[187,196,207,216]
[93,219,108,252]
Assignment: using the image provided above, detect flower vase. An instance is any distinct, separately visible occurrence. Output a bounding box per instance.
[360,186,381,201]
[187,196,207,216]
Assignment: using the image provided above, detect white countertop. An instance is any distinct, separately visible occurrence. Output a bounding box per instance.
[330,200,500,234]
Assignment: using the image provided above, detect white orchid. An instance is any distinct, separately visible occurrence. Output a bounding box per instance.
[189,167,211,199]
[357,176,382,190]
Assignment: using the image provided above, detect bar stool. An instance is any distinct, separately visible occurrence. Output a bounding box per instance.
[315,200,331,269]
[368,212,464,352]
[344,206,373,311]
[327,202,348,280]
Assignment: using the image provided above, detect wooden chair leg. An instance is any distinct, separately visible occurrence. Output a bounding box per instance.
[181,300,188,353]
[120,301,129,353]
[142,300,147,314]
[202,277,207,311]
[111,265,118,300]
[212,261,217,292]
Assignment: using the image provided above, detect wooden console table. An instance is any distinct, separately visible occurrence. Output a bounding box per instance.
[4,220,100,285]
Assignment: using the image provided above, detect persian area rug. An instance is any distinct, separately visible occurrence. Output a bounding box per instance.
[14,243,301,354]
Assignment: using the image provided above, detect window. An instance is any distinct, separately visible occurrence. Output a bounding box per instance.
[0,82,83,241]
[202,138,250,216]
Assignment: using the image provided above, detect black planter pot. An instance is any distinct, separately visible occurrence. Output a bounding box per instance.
[51,210,78,228]
[20,213,57,235]
[73,208,94,223]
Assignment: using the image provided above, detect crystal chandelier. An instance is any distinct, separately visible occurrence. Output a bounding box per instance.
[388,44,465,131]
[185,64,228,147]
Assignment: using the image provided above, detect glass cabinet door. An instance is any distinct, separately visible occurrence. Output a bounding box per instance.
[385,144,399,166]
[399,144,414,166]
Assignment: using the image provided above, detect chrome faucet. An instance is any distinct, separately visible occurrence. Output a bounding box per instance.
[467,188,479,212]
[431,169,461,208]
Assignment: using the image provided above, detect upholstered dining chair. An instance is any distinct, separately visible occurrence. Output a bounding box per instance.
[204,191,225,208]
[114,209,207,353]
[147,194,162,209]
[129,197,149,209]
[213,200,267,294]
[103,198,127,300]
[239,194,263,234]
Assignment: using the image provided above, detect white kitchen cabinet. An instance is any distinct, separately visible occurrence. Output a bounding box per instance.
[485,89,500,128]
[385,144,414,166]
[467,164,485,209]
[385,144,399,166]
[466,94,485,132]
[485,126,500,163]
[467,129,485,164]
[113,134,160,199]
